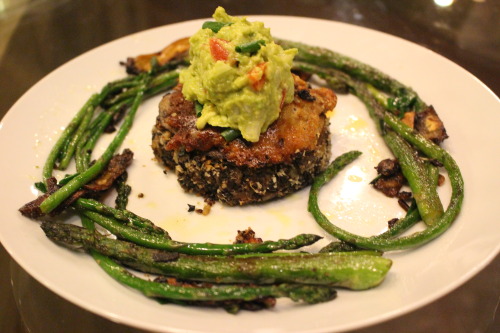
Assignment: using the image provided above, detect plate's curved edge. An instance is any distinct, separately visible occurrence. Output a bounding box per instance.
[1,15,499,333]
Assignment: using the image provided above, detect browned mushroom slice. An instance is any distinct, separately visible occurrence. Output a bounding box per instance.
[124,37,190,74]
[372,159,406,198]
[414,105,449,144]
[234,227,263,244]
[84,149,134,192]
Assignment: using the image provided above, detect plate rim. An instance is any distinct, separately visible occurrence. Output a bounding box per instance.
[1,15,499,333]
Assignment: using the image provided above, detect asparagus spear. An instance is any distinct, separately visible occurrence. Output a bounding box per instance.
[42,94,100,184]
[58,103,95,170]
[104,70,179,106]
[76,198,170,238]
[41,222,392,290]
[36,68,180,215]
[42,73,148,180]
[114,173,132,210]
[76,208,322,256]
[355,81,444,227]
[295,60,444,227]
[74,218,330,310]
[75,70,180,173]
[292,61,351,93]
[92,250,337,304]
[39,88,146,214]
[320,200,421,249]
[308,146,463,251]
[372,200,421,239]
[384,131,444,225]
[75,98,133,172]
[277,38,426,112]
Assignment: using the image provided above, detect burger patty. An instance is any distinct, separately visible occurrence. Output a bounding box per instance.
[151,75,337,206]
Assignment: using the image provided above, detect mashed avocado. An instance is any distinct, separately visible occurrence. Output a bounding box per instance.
[179,7,297,142]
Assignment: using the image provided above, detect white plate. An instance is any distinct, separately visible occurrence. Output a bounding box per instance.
[1,16,499,333]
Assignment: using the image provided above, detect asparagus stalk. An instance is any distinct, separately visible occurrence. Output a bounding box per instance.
[43,73,147,180]
[42,94,100,184]
[41,222,392,290]
[75,71,179,173]
[292,61,351,93]
[75,98,133,172]
[308,146,463,251]
[76,219,332,310]
[295,60,444,227]
[67,216,338,306]
[76,198,170,238]
[77,208,322,256]
[383,131,444,225]
[372,200,420,239]
[91,250,337,304]
[37,68,180,215]
[383,112,464,228]
[77,216,335,308]
[357,82,444,226]
[114,173,132,210]
[58,103,96,170]
[104,70,179,106]
[318,200,420,249]
[39,88,146,214]
[277,38,426,112]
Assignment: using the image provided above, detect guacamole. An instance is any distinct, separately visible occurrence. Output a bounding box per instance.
[179,7,297,142]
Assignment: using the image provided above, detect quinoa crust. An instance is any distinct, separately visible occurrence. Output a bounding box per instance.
[151,75,336,206]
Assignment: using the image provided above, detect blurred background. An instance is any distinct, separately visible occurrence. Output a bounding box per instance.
[0,1,499,332]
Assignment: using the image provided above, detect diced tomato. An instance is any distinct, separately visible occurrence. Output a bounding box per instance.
[248,62,267,91]
[209,38,229,61]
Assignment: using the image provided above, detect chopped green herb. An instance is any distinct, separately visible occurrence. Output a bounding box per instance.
[202,21,233,33]
[58,173,80,186]
[221,128,241,141]
[34,182,47,193]
[235,40,266,54]
[195,101,203,117]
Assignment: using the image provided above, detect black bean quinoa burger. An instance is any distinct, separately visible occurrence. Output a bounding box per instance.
[151,7,337,206]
